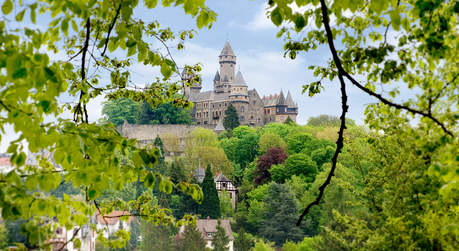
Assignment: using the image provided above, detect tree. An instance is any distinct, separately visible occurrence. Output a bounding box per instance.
[199,165,221,219]
[219,189,234,218]
[234,229,254,251]
[0,223,8,249]
[258,133,287,154]
[185,128,233,176]
[284,116,295,124]
[101,98,140,126]
[253,147,288,185]
[285,153,318,183]
[136,101,192,125]
[140,222,176,251]
[213,220,230,251]
[259,183,303,246]
[177,224,207,251]
[223,104,240,130]
[267,0,457,229]
[0,0,214,249]
[307,115,355,127]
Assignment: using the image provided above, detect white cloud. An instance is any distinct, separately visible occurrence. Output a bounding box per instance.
[244,3,314,31]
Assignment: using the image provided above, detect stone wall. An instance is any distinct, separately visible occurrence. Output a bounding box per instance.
[118,122,215,155]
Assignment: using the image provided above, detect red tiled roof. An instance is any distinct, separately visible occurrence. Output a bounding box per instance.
[96,210,133,225]
[0,157,11,166]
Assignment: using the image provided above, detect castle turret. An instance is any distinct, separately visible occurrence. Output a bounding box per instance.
[229,71,248,102]
[217,41,236,93]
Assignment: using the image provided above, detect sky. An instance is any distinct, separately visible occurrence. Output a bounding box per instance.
[0,0,380,153]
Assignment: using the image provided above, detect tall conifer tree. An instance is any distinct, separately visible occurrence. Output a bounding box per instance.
[223,104,240,130]
[199,165,221,219]
[213,220,230,251]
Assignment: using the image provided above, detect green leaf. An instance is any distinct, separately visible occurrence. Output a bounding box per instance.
[389,9,401,30]
[88,188,97,200]
[196,11,209,29]
[12,68,27,79]
[160,62,172,79]
[144,172,155,188]
[16,9,26,21]
[144,0,158,8]
[16,152,26,166]
[61,19,69,35]
[270,7,283,26]
[294,14,306,31]
[39,100,51,112]
[1,0,13,15]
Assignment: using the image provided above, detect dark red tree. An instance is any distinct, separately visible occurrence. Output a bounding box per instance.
[254,146,288,185]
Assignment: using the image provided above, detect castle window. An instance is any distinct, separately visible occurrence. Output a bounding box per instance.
[204,121,208,124]
[241,107,244,112]
[253,101,256,105]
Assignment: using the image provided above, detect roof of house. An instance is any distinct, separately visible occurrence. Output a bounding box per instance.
[214,173,231,183]
[96,210,133,225]
[196,219,234,240]
[0,157,10,166]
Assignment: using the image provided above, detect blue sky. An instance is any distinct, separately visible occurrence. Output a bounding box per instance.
[133,0,374,125]
[1,0,380,152]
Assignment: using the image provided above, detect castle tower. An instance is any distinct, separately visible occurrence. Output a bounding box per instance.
[229,70,249,124]
[217,41,236,93]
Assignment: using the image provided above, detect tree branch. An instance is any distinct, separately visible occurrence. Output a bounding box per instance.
[57,227,80,251]
[342,72,453,137]
[101,3,122,57]
[297,0,349,226]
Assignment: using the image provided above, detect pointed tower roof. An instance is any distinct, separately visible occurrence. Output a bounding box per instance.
[277,90,286,105]
[220,41,235,56]
[232,71,247,86]
[286,91,297,108]
[213,70,220,82]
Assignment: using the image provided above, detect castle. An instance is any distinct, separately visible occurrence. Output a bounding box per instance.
[184,41,298,128]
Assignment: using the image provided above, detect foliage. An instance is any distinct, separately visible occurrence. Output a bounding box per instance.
[253,147,288,185]
[258,133,287,154]
[285,153,318,183]
[234,229,254,251]
[252,239,276,251]
[213,220,230,251]
[219,189,234,218]
[221,126,260,168]
[0,223,8,249]
[136,101,192,125]
[282,236,321,251]
[223,104,240,130]
[199,165,221,219]
[318,131,458,250]
[0,0,215,248]
[101,98,140,126]
[185,128,233,176]
[177,223,208,251]
[139,221,176,251]
[307,115,355,127]
[258,183,303,246]
[268,0,457,229]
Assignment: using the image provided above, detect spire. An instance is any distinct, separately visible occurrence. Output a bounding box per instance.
[286,91,296,107]
[220,41,235,56]
[277,90,286,105]
[233,71,247,86]
[213,70,220,81]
